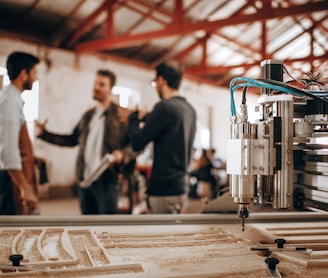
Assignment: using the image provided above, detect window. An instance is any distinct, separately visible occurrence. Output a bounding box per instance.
[112,86,140,109]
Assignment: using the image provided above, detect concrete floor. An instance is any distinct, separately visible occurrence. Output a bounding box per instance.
[39,196,204,216]
[39,197,80,215]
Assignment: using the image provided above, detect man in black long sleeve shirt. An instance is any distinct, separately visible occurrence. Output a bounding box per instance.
[121,60,196,213]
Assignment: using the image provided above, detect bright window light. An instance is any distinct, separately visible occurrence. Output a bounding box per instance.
[1,73,10,87]
[112,85,140,109]
[0,67,8,77]
[193,121,210,150]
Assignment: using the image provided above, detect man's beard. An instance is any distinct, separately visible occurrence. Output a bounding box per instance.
[93,92,101,101]
[157,88,163,100]
[23,79,33,91]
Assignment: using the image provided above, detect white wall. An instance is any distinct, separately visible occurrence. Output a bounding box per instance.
[0,37,259,187]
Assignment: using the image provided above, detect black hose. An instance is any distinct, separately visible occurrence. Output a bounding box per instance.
[256,78,328,107]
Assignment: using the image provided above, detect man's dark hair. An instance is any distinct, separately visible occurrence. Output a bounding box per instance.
[155,60,183,90]
[97,69,116,88]
[6,52,39,80]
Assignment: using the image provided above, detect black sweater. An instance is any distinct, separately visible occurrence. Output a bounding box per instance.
[128,96,196,196]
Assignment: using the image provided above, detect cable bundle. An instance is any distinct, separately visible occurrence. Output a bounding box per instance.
[229,77,328,117]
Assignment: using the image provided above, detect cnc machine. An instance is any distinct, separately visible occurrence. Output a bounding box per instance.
[227,60,328,229]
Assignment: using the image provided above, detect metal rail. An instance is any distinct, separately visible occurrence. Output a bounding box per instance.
[0,211,327,227]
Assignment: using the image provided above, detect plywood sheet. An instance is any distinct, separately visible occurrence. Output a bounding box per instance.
[0,223,327,277]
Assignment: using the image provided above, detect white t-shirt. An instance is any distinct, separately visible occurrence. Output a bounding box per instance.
[83,108,105,180]
[0,84,25,170]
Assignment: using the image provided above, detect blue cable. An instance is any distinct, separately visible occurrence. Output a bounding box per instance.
[228,77,327,117]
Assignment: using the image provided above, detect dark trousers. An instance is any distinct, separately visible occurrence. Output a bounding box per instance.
[79,180,119,214]
[0,171,16,215]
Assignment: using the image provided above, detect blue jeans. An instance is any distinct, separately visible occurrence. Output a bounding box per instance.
[0,171,16,215]
[79,180,119,214]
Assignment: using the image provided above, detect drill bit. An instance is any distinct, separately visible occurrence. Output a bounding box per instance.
[238,205,249,232]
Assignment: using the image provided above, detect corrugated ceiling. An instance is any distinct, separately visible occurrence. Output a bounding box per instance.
[0,0,327,89]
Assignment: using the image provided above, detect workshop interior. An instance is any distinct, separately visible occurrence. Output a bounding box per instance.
[0,0,328,277]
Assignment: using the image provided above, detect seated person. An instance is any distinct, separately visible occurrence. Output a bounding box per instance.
[189,149,219,199]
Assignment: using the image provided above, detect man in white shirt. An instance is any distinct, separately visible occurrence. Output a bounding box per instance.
[0,51,39,215]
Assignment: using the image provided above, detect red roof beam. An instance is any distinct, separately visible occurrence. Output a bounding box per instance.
[174,33,211,61]
[123,0,168,35]
[75,1,326,52]
[61,0,114,48]
[185,53,328,75]
[270,15,328,56]
[106,0,115,38]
